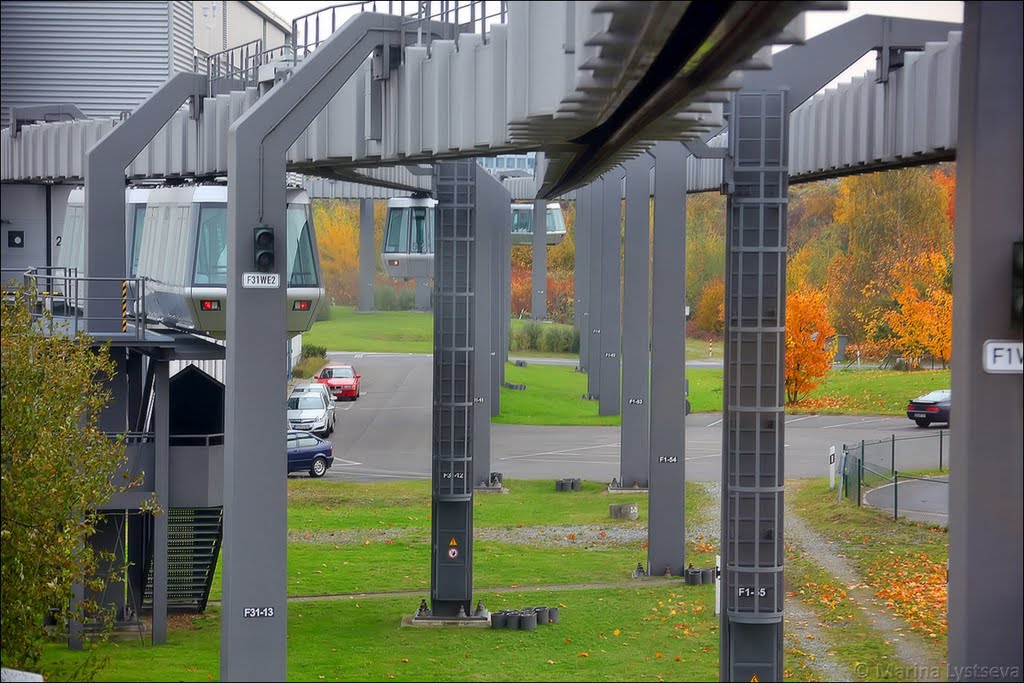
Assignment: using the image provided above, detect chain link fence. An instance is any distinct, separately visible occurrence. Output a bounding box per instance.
[836,431,950,524]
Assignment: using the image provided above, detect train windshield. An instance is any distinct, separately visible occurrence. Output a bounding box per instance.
[286,205,318,286]
[384,206,434,254]
[511,208,532,235]
[193,204,318,286]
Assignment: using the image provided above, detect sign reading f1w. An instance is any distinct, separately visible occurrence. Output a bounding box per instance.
[982,340,1023,374]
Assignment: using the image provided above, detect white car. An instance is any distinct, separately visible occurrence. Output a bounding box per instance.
[290,382,335,407]
[287,392,335,437]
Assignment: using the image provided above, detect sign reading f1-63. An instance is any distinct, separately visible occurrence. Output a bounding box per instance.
[982,340,1023,374]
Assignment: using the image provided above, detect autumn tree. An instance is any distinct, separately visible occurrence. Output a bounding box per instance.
[823,167,952,349]
[694,277,725,335]
[685,192,726,315]
[2,292,140,675]
[312,199,361,306]
[785,286,836,404]
[880,250,954,368]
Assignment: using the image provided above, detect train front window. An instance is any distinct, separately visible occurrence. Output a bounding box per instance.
[511,208,533,235]
[286,205,318,286]
[411,208,429,253]
[194,205,227,285]
[384,207,409,253]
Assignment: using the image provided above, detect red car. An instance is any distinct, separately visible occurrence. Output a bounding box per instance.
[317,364,361,400]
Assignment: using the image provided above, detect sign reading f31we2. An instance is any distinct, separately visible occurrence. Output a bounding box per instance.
[242,272,281,289]
[982,340,1023,373]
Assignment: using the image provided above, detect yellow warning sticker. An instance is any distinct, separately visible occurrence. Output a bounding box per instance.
[449,537,458,547]
[750,676,759,682]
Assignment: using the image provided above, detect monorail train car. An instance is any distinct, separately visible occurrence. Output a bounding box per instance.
[57,187,151,279]
[132,183,323,338]
[381,195,437,280]
[510,202,567,246]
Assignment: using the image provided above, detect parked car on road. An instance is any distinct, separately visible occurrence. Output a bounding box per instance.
[906,389,951,427]
[317,364,361,400]
[287,430,334,478]
[290,382,335,406]
[287,392,335,436]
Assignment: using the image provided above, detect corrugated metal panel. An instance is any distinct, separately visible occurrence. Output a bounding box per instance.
[0,1,175,128]
[171,1,195,74]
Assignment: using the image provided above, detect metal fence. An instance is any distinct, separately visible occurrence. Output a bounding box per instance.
[837,431,950,523]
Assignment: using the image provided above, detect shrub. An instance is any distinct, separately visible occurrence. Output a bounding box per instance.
[375,285,399,311]
[398,288,416,310]
[302,343,327,360]
[509,324,530,352]
[292,355,326,379]
[523,321,544,350]
[540,324,576,353]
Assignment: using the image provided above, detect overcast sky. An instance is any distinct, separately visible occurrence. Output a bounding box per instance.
[262,1,964,86]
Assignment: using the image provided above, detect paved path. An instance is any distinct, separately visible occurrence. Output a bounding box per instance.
[864,476,949,526]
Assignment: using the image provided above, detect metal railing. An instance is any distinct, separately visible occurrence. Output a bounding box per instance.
[290,0,508,64]
[837,431,950,523]
[2,267,148,340]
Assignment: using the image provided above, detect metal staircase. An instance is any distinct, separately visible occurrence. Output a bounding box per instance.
[143,507,223,613]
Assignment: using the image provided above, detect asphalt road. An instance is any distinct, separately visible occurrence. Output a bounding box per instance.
[310,352,951,486]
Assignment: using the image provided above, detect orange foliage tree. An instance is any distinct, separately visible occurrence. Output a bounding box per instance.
[693,277,725,335]
[312,199,360,305]
[785,287,836,404]
[879,250,953,368]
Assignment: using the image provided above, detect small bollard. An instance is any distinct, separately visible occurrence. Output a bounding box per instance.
[490,611,507,629]
[534,606,549,624]
[547,606,560,624]
[701,567,714,584]
[685,565,702,586]
[519,609,538,630]
[504,611,520,629]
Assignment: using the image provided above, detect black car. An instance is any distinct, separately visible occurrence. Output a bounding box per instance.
[906,390,951,428]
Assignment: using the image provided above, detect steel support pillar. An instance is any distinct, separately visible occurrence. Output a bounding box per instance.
[586,180,604,400]
[223,15,405,680]
[949,2,1024,678]
[502,201,511,369]
[357,198,375,311]
[491,190,504,417]
[599,171,623,416]
[620,155,652,487]
[575,185,590,373]
[85,72,205,333]
[649,142,687,576]
[719,90,788,683]
[430,159,481,616]
[152,360,169,645]
[415,277,432,311]
[531,198,547,319]
[472,165,500,487]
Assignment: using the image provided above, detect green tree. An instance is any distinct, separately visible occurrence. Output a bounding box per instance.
[1,292,140,676]
[685,192,726,313]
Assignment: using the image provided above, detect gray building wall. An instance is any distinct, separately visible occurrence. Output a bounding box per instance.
[0,1,195,128]
[193,1,290,57]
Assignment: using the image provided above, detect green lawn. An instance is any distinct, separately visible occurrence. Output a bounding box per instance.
[303,307,434,353]
[796,369,950,415]
[37,479,738,683]
[303,307,715,361]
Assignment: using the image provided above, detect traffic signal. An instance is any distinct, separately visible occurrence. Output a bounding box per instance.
[1013,241,1023,330]
[253,224,275,273]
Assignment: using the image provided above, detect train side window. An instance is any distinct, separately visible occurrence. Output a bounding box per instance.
[383,207,409,253]
[130,206,147,277]
[511,208,532,235]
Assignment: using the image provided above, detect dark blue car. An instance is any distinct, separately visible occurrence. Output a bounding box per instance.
[287,430,334,478]
[906,389,951,428]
